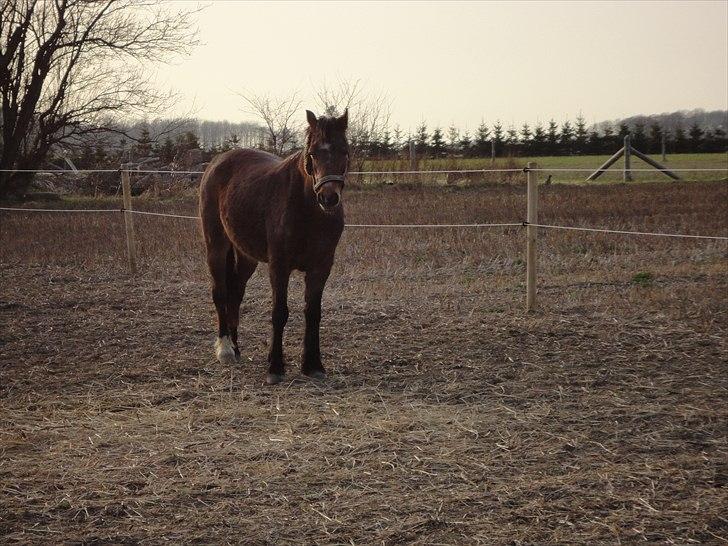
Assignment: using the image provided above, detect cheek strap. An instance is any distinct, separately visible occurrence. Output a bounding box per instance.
[314,174,346,192]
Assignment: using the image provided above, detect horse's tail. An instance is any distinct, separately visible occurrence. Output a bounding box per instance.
[199,152,233,249]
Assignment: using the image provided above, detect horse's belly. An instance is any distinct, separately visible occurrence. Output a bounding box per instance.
[230,230,268,263]
[221,212,268,262]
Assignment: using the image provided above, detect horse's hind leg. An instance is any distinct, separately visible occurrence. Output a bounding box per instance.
[225,249,257,359]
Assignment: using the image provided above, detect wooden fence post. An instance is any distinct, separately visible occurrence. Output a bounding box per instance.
[409,140,417,171]
[491,140,496,165]
[526,161,538,312]
[623,135,633,182]
[409,140,419,184]
[661,132,667,162]
[585,146,625,181]
[121,169,138,274]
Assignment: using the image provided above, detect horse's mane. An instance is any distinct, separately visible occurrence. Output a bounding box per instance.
[305,115,345,146]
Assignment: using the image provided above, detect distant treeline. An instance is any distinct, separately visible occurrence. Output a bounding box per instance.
[385,114,727,159]
[65,118,263,169]
[64,109,727,168]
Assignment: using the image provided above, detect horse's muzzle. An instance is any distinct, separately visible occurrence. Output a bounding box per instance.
[317,190,341,212]
[314,174,344,212]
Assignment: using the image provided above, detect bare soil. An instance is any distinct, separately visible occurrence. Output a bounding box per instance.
[1,181,727,544]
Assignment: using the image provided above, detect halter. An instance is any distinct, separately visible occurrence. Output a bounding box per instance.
[313,174,346,193]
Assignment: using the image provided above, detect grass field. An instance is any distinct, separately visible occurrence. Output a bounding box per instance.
[358,152,728,185]
[1,177,727,542]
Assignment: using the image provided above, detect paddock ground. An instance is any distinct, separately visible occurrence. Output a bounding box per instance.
[1,181,727,543]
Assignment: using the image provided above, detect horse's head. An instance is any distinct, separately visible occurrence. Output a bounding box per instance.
[304,109,349,213]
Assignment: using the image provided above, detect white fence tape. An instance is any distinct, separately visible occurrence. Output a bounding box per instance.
[1,167,726,175]
[2,206,726,240]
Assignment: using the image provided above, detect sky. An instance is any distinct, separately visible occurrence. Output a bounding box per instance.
[156,0,728,132]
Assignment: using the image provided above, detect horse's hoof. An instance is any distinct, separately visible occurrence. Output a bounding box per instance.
[265,373,285,385]
[304,370,326,381]
[214,336,236,365]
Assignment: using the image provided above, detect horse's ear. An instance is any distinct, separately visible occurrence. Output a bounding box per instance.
[306,110,318,128]
[338,108,348,130]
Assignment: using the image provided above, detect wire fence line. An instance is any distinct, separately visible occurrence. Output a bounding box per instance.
[1,167,726,175]
[2,206,726,240]
[525,223,728,241]
[0,206,121,213]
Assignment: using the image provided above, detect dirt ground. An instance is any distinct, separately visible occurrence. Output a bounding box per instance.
[1,181,727,543]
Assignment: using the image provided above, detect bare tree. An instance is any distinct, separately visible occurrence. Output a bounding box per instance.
[0,0,200,197]
[237,90,303,155]
[314,77,392,170]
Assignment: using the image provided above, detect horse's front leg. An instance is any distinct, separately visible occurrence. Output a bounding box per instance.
[266,261,290,385]
[302,264,332,379]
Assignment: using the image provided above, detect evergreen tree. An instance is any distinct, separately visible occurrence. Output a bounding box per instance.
[559,121,574,154]
[492,121,504,147]
[474,121,490,157]
[365,134,379,157]
[617,123,630,140]
[136,126,152,157]
[632,123,647,151]
[587,130,601,155]
[415,123,429,156]
[227,133,240,148]
[505,126,518,155]
[602,125,615,152]
[648,123,662,154]
[546,120,559,155]
[688,123,703,152]
[447,125,460,156]
[158,137,175,163]
[531,123,546,156]
[430,127,446,157]
[709,127,728,153]
[176,131,200,152]
[379,130,393,158]
[458,131,472,157]
[574,115,588,153]
[674,125,686,153]
[519,123,532,155]
[392,125,404,155]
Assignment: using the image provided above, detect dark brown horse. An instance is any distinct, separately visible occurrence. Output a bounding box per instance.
[199,109,349,385]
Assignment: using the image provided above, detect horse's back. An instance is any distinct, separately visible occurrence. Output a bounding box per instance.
[201,148,280,191]
[199,148,284,262]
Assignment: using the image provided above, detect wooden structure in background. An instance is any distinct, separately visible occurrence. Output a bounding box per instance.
[586,134,680,182]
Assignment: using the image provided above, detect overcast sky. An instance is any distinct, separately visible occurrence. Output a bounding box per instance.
[156,0,728,131]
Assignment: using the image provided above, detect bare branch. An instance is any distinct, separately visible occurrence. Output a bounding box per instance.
[237,89,303,155]
[0,0,201,196]
[314,76,392,167]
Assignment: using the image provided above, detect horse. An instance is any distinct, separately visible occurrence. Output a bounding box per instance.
[199,109,349,385]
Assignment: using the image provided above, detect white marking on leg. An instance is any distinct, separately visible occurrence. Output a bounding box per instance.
[214,335,236,365]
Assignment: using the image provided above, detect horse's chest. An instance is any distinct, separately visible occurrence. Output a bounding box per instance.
[287,219,342,271]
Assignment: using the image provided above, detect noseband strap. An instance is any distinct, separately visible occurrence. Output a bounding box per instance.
[313,174,346,192]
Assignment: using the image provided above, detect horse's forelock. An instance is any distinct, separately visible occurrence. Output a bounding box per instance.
[307,116,346,149]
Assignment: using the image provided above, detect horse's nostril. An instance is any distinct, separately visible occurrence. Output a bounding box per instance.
[318,192,340,208]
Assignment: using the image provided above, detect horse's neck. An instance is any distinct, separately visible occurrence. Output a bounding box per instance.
[281,151,316,207]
